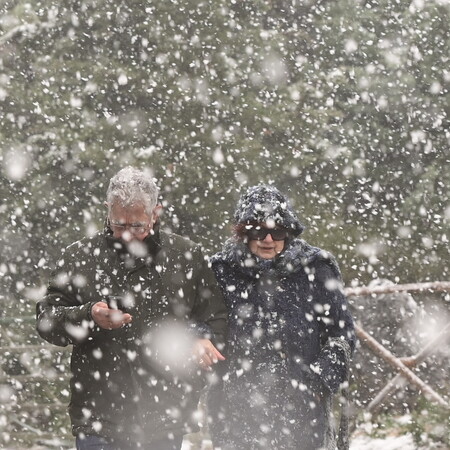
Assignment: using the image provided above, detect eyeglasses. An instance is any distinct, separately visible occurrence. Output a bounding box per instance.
[108,220,152,235]
[245,227,289,241]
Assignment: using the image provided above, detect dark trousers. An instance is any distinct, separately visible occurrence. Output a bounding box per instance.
[76,434,183,450]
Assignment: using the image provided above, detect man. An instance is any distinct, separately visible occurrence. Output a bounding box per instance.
[36,167,227,450]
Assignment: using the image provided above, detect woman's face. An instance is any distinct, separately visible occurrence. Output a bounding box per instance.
[247,223,286,259]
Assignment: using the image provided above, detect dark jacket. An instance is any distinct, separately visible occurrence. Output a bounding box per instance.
[208,238,355,450]
[36,226,227,447]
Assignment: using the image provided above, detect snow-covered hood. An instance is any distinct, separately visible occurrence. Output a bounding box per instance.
[233,184,305,236]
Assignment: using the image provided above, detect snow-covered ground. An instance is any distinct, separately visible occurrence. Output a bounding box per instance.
[179,433,433,450]
[23,433,448,450]
[350,433,449,450]
[349,433,416,450]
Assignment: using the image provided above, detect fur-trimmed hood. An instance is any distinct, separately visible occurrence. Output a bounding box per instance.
[212,237,341,279]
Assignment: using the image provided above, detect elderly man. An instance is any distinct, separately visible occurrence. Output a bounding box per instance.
[36,167,227,450]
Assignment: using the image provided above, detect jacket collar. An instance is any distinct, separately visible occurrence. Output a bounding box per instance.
[212,238,323,278]
[104,221,162,265]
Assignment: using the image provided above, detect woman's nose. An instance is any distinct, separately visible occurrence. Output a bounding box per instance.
[263,232,274,242]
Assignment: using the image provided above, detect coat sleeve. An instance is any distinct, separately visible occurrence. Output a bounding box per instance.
[189,246,228,349]
[310,255,356,394]
[36,246,99,347]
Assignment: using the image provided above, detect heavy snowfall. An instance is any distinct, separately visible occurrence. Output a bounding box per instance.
[0,0,449,448]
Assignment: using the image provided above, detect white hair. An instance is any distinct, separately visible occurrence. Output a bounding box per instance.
[106,167,159,215]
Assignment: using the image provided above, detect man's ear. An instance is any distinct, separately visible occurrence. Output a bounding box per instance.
[153,205,163,221]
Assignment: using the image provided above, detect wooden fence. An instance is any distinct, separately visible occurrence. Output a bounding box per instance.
[345,281,450,414]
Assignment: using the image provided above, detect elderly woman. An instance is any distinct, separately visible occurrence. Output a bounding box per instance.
[208,185,355,450]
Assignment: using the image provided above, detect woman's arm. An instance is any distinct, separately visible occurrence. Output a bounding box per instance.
[310,256,356,393]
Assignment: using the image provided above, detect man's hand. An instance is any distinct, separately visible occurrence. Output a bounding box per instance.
[91,301,132,330]
[193,338,225,371]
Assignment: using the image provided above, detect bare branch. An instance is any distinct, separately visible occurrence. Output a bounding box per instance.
[0,23,38,45]
[0,20,56,45]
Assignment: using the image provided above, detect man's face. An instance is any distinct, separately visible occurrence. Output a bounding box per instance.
[108,203,157,242]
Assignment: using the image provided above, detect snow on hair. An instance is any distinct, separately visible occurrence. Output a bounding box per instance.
[106,167,159,215]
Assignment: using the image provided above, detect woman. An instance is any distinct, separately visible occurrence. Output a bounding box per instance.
[208,185,356,450]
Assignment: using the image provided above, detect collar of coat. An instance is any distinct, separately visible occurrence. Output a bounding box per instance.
[104,221,162,264]
[212,237,340,279]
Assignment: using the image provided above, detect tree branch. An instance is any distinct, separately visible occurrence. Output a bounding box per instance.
[0,20,56,45]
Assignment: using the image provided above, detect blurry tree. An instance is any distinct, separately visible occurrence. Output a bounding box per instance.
[0,0,448,315]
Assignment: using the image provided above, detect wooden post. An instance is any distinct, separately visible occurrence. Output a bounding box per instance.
[368,322,450,413]
[354,324,449,408]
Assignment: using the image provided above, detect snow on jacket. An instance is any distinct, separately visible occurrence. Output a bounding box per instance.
[208,237,355,450]
[36,225,227,447]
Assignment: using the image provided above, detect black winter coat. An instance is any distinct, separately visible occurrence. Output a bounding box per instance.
[36,227,227,448]
[208,238,355,450]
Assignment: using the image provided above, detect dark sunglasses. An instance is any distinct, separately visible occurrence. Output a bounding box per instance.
[246,227,289,241]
